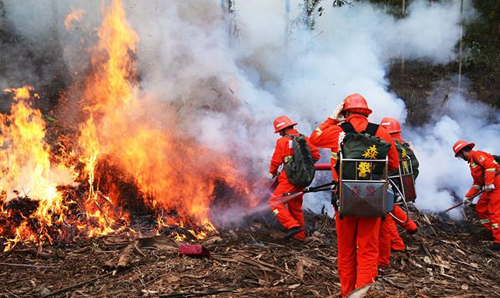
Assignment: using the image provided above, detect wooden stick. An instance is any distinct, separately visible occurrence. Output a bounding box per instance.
[0,262,55,269]
[159,288,236,298]
[41,272,113,298]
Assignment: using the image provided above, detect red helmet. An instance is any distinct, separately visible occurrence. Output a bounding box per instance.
[273,116,297,133]
[342,93,372,116]
[453,140,475,157]
[380,117,401,134]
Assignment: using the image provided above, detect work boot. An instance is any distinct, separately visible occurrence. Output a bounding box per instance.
[478,230,494,241]
[489,242,500,251]
[284,226,302,239]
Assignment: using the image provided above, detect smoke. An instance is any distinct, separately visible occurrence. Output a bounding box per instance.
[0,0,493,222]
[406,77,500,214]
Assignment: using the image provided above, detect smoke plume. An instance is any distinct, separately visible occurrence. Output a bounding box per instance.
[0,0,496,221]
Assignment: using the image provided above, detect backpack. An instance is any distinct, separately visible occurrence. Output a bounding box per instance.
[392,139,418,202]
[393,139,419,180]
[336,122,393,217]
[337,123,391,180]
[283,134,316,187]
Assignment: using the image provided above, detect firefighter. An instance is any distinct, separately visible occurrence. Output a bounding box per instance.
[378,117,418,267]
[269,116,320,240]
[310,94,399,297]
[453,140,500,251]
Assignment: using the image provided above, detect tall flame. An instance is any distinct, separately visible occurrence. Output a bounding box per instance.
[0,0,258,251]
[78,0,253,227]
[0,86,76,250]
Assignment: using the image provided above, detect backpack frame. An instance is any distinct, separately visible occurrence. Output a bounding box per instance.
[390,140,417,203]
[337,123,393,217]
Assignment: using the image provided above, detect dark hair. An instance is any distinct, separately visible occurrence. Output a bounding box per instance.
[462,147,472,153]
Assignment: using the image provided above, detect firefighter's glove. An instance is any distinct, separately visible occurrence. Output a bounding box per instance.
[463,197,472,207]
[485,184,495,192]
[268,173,275,179]
[329,102,346,123]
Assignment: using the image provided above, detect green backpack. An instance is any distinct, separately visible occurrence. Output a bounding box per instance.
[393,139,419,180]
[337,123,391,180]
[284,134,316,187]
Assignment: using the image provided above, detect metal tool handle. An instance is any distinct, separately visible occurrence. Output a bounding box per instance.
[444,190,484,213]
[388,179,410,224]
[304,181,336,193]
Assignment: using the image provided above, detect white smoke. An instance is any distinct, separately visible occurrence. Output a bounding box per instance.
[1,0,494,218]
[406,79,500,214]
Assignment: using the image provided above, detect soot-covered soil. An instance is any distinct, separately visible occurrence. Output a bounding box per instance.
[0,208,499,298]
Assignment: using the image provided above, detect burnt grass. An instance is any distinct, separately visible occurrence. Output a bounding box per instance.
[0,207,499,298]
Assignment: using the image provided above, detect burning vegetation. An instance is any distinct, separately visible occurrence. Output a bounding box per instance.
[0,0,258,252]
[1,1,500,297]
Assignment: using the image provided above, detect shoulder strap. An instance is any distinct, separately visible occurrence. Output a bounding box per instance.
[340,122,379,136]
[365,123,379,136]
[340,122,355,133]
[471,155,481,168]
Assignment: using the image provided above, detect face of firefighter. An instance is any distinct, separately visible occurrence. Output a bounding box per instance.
[457,150,470,161]
[278,127,293,137]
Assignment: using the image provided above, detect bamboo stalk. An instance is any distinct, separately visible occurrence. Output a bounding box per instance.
[457,0,465,91]
[401,0,406,75]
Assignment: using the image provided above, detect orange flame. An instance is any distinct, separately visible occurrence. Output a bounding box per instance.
[78,0,254,227]
[0,86,77,250]
[64,8,84,31]
[0,0,259,251]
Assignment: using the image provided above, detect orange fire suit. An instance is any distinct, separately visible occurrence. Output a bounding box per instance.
[379,205,418,266]
[465,150,500,244]
[380,133,418,264]
[388,205,417,251]
[269,129,320,240]
[310,114,399,297]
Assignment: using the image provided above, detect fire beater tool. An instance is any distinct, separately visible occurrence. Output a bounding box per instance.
[443,190,484,213]
[277,181,336,200]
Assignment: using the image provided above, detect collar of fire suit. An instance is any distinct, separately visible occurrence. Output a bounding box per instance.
[283,128,299,137]
[467,150,476,164]
[391,133,404,143]
[346,113,368,123]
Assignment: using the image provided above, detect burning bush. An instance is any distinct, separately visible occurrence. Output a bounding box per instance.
[0,0,260,252]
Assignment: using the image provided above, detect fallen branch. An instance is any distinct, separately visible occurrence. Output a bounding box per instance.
[0,262,55,269]
[41,272,113,298]
[117,241,137,269]
[159,288,236,298]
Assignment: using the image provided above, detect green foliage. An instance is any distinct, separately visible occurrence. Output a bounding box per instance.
[302,0,351,30]
[462,0,500,106]
[464,0,500,66]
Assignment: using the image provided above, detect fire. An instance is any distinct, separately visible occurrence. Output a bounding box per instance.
[0,86,77,250]
[78,0,254,226]
[0,0,258,251]
[64,8,85,30]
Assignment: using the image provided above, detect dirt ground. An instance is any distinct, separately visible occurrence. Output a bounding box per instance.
[1,206,499,298]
